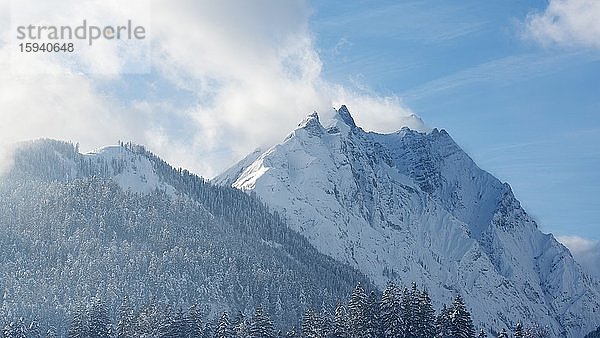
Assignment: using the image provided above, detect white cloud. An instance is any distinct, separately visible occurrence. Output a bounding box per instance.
[7,0,151,76]
[330,86,429,133]
[0,0,425,178]
[0,57,130,146]
[524,0,600,49]
[557,235,600,278]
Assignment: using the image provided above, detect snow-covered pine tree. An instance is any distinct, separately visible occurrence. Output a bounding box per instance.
[88,299,112,338]
[67,307,88,338]
[302,307,330,338]
[415,289,435,337]
[435,305,453,338]
[477,328,487,337]
[26,320,41,338]
[451,295,475,338]
[186,304,205,338]
[3,317,27,338]
[249,306,275,338]
[136,304,162,337]
[319,307,332,337]
[380,282,402,338]
[302,309,318,338]
[215,312,233,338]
[332,304,350,338]
[529,324,551,338]
[497,328,509,338]
[365,291,381,338]
[400,283,419,337]
[203,322,215,338]
[231,311,248,338]
[514,322,525,338]
[158,306,175,338]
[348,283,368,338]
[169,309,189,337]
[116,296,136,338]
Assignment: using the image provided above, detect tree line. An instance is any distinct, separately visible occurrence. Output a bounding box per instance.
[3,282,553,337]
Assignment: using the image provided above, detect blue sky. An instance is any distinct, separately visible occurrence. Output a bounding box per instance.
[1,0,598,247]
[310,0,600,241]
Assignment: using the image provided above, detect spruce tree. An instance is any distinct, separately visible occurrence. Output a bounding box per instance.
[88,299,112,338]
[451,295,475,338]
[514,322,525,338]
[203,322,215,338]
[497,328,509,338]
[170,309,189,337]
[435,305,453,338]
[26,320,41,338]
[400,284,419,338]
[3,318,26,338]
[365,291,381,338]
[319,307,332,337]
[215,312,233,338]
[231,311,248,338]
[380,282,402,338]
[302,309,318,338]
[187,304,205,337]
[249,306,275,338]
[477,328,487,337]
[158,306,175,338]
[136,304,162,337]
[415,290,435,337]
[332,304,350,338]
[529,324,551,338]
[68,306,88,338]
[116,296,136,338]
[348,283,368,338]
[585,325,600,338]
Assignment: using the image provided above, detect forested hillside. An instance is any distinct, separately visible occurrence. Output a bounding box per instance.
[0,140,368,335]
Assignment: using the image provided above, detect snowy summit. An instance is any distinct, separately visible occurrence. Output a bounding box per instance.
[216,106,600,337]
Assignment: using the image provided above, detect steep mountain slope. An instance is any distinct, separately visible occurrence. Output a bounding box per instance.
[216,106,600,337]
[0,139,369,334]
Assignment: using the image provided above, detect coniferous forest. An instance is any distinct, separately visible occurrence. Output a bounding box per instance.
[3,281,554,338]
[0,140,367,335]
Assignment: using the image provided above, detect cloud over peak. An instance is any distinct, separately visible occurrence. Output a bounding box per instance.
[0,0,423,177]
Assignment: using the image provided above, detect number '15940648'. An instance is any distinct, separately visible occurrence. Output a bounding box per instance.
[19,42,74,53]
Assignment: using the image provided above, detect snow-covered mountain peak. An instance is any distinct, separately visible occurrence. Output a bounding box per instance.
[296,111,326,138]
[216,106,600,337]
[335,105,357,128]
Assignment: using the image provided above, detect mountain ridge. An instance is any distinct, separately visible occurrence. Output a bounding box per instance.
[215,106,600,337]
